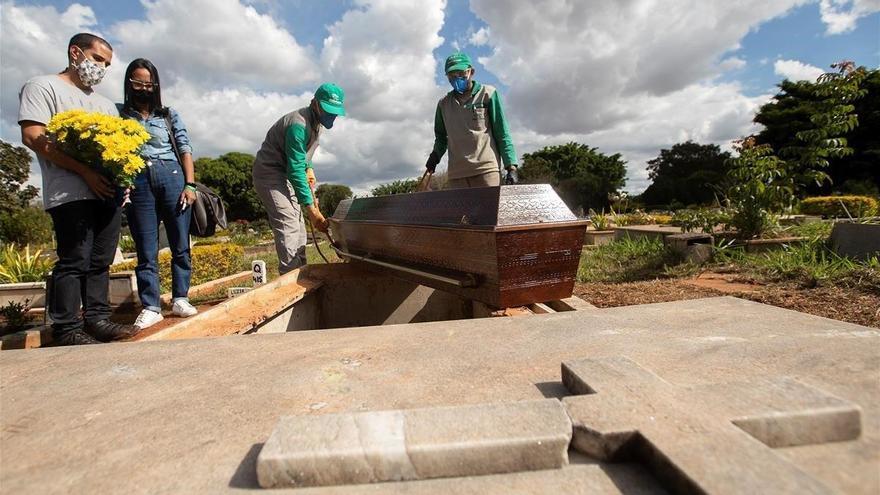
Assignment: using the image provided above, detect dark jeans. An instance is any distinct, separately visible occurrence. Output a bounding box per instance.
[47,200,122,335]
[126,158,192,312]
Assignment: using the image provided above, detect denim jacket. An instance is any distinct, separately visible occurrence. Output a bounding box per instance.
[117,104,193,161]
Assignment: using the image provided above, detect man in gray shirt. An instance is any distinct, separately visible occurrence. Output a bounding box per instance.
[18,33,137,345]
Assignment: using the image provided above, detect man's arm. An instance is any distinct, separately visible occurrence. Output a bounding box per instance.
[20,121,113,199]
[431,104,448,157]
[487,91,518,168]
[284,123,328,232]
[284,123,314,207]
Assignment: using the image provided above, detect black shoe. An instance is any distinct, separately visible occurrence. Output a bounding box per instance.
[84,319,139,342]
[53,329,101,346]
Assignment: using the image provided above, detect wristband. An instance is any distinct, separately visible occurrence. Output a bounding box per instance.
[185,183,197,192]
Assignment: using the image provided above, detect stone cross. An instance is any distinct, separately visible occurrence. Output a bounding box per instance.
[561,356,862,495]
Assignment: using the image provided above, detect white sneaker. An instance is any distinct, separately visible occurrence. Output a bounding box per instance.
[134,309,164,329]
[172,299,198,317]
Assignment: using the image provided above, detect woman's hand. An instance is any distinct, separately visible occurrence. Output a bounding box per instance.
[180,187,196,206]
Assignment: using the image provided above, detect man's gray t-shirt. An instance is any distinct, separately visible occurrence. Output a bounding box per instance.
[18,74,118,210]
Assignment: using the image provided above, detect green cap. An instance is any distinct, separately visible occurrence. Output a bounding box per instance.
[444,52,472,73]
[315,83,346,116]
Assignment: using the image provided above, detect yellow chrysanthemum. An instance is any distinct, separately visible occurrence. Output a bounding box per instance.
[46,109,150,187]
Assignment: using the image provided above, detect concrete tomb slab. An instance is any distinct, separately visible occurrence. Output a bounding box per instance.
[257,398,572,488]
[1,297,877,493]
[562,356,862,494]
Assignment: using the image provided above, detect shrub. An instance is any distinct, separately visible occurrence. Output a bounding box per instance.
[672,208,731,234]
[588,209,612,230]
[614,210,655,227]
[652,214,673,225]
[112,243,244,293]
[0,206,53,246]
[0,244,53,283]
[725,139,793,239]
[799,196,878,218]
[0,299,34,335]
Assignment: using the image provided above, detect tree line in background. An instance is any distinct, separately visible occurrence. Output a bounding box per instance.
[641,64,879,210]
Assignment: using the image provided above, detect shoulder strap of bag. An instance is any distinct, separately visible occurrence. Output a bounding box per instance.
[163,110,183,164]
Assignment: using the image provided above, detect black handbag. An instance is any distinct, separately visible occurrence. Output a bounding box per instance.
[163,111,227,237]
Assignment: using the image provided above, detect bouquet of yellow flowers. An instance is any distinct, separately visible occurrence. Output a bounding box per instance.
[46,109,150,187]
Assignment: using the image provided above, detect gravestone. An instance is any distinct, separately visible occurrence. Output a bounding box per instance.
[562,356,862,494]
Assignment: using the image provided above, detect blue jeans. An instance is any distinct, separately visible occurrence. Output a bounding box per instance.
[126,158,192,312]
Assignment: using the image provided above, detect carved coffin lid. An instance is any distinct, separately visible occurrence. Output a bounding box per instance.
[332,184,582,230]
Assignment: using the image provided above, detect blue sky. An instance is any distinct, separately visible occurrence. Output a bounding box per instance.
[2,0,878,195]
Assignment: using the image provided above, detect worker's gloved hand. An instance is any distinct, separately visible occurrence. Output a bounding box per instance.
[306,168,317,188]
[306,204,329,233]
[504,164,518,185]
[425,151,440,173]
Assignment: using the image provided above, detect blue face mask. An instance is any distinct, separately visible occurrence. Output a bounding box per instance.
[451,76,469,94]
[318,111,337,129]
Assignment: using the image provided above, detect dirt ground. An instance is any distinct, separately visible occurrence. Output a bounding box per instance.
[575,272,880,329]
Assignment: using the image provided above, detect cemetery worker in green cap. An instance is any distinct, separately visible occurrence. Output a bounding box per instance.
[252,83,345,274]
[425,52,519,188]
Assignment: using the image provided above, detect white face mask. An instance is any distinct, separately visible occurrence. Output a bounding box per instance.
[72,49,107,87]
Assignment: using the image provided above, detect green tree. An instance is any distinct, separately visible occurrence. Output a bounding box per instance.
[195,152,264,222]
[0,206,54,246]
[0,140,38,214]
[755,64,878,196]
[315,183,352,218]
[639,141,731,208]
[519,142,626,212]
[725,137,793,239]
[371,178,420,196]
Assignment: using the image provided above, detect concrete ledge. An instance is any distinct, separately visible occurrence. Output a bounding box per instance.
[257,398,572,488]
[159,270,252,306]
[138,268,321,341]
[0,282,46,308]
[0,326,52,350]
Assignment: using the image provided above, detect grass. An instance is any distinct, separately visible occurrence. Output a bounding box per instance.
[713,239,880,290]
[775,221,834,240]
[576,230,879,294]
[577,237,685,283]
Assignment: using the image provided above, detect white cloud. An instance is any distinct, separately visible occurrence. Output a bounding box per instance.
[321,0,446,122]
[469,0,807,135]
[720,57,747,71]
[109,0,319,91]
[774,58,824,81]
[819,0,880,34]
[469,26,490,46]
[468,0,806,191]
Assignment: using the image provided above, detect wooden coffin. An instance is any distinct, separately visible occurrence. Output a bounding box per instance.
[328,184,588,308]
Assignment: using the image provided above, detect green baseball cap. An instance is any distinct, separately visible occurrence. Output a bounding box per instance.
[315,83,346,116]
[444,52,472,73]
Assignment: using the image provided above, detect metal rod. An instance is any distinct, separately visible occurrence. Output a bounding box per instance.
[333,247,476,287]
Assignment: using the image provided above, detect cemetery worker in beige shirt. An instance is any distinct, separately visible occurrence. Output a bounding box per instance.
[425,52,519,189]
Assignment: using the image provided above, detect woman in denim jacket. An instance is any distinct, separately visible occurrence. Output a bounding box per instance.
[119,58,197,329]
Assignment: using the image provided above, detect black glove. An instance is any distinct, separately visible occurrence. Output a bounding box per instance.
[504,165,518,185]
[425,151,440,173]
